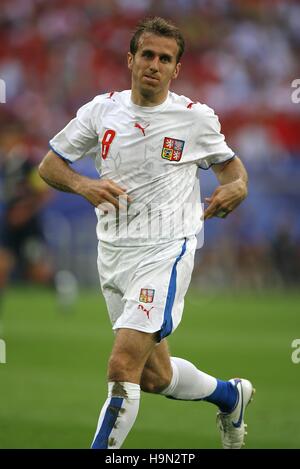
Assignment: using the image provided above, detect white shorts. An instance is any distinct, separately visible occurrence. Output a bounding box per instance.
[97,236,196,341]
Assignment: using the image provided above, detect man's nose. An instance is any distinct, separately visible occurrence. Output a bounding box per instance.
[149,56,159,72]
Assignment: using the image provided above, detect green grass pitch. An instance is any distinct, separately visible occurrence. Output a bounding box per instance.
[0,287,300,448]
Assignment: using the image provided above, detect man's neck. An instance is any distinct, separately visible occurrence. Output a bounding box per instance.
[130,88,168,107]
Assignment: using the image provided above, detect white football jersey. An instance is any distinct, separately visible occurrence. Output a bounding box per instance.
[49,90,234,246]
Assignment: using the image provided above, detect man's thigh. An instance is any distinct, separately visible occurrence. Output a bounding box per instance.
[108,328,159,383]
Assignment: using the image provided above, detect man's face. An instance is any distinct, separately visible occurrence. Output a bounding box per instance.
[128,33,181,100]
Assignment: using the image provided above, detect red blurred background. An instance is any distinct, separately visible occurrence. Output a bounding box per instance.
[1,0,300,289]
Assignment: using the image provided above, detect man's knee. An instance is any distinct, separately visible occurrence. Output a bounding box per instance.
[108,352,138,382]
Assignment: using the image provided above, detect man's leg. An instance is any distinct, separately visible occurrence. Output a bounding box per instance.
[91,328,158,449]
[140,340,254,449]
[141,340,237,411]
[0,248,14,287]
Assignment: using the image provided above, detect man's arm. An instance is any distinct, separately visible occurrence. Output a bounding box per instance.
[204,156,248,220]
[38,151,130,209]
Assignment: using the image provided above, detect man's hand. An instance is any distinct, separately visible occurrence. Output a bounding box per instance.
[204,179,247,220]
[78,178,131,209]
[204,157,248,220]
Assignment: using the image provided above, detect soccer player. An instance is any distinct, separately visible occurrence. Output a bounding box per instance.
[0,125,53,294]
[39,17,254,449]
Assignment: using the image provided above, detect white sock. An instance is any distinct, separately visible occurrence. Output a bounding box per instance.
[161,357,217,399]
[91,381,140,449]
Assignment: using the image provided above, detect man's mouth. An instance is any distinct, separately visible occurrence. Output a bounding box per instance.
[143,75,159,84]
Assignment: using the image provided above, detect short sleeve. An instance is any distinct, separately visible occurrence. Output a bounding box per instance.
[49,98,99,163]
[195,106,235,170]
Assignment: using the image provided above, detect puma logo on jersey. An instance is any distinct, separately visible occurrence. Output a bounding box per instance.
[187,101,198,109]
[134,122,150,136]
[138,304,154,319]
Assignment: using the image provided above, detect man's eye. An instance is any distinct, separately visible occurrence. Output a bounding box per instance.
[161,57,170,63]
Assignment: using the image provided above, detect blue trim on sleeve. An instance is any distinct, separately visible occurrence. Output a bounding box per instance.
[48,143,73,164]
[159,239,187,341]
[198,154,236,171]
[91,397,124,449]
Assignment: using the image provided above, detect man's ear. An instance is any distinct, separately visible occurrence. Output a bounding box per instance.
[128,52,134,71]
[172,62,181,80]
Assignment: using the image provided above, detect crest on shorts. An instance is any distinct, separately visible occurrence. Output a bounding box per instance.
[161,137,185,162]
[139,288,155,303]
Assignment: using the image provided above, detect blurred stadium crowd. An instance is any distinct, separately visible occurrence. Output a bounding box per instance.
[1,0,300,289]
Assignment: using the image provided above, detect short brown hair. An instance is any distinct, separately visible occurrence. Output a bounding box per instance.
[130,17,185,63]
